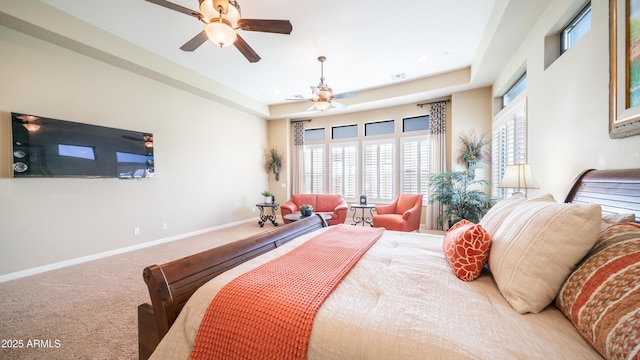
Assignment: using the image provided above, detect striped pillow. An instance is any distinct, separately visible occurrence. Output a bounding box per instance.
[556,222,640,360]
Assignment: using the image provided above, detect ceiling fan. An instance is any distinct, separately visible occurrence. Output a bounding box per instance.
[288,56,357,111]
[144,0,292,62]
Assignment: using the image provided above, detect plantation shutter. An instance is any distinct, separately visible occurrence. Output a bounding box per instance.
[363,140,394,201]
[303,145,324,194]
[401,136,430,199]
[492,98,527,197]
[330,143,357,198]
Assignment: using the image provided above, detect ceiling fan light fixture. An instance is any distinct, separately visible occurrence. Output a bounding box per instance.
[205,19,237,47]
[200,0,241,28]
[314,100,331,111]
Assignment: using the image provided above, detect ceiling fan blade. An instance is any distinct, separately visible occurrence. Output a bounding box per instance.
[334,91,357,99]
[180,31,208,52]
[237,19,293,34]
[331,101,347,109]
[307,104,317,111]
[144,0,200,18]
[234,34,261,63]
[310,86,319,94]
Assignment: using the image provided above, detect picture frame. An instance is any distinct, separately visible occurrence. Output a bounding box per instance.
[610,0,640,138]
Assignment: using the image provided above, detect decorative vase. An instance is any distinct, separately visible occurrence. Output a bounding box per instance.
[301,208,312,217]
[264,197,272,204]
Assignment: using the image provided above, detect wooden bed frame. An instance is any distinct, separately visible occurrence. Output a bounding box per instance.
[138,168,640,360]
[138,214,328,360]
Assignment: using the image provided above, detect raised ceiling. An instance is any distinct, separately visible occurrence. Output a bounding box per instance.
[3,0,552,118]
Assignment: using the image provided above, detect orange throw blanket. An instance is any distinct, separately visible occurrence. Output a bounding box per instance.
[189,224,384,360]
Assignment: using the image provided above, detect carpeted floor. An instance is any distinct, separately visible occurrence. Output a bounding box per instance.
[0,218,279,360]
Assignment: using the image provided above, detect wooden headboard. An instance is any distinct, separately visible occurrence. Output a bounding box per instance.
[563,168,640,222]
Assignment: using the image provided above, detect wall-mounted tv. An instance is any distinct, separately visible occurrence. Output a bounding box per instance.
[11,112,154,178]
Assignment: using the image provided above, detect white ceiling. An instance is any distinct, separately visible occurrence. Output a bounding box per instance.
[27,0,549,118]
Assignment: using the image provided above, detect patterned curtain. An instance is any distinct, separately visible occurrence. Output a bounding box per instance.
[292,121,305,194]
[428,101,447,230]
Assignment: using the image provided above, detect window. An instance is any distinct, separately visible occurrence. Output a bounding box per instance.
[332,124,358,139]
[363,140,394,201]
[402,115,429,132]
[330,143,357,198]
[400,136,430,199]
[492,98,527,198]
[561,3,591,54]
[303,145,324,193]
[365,120,394,136]
[304,128,325,142]
[502,74,527,108]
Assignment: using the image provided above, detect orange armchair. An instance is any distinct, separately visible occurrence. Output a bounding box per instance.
[372,194,423,232]
[281,194,348,226]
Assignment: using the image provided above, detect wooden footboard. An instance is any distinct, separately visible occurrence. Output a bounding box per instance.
[138,214,328,360]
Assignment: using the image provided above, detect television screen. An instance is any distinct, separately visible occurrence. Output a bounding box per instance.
[11,112,154,178]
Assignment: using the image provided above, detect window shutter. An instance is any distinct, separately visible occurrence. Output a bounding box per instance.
[303,145,324,194]
[363,140,394,201]
[401,136,430,199]
[330,143,357,198]
[492,98,527,197]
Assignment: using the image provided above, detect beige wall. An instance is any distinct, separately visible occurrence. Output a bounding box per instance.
[493,0,640,200]
[451,88,493,184]
[0,25,269,276]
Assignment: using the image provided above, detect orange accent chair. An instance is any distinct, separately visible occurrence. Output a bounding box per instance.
[372,194,423,232]
[281,194,348,226]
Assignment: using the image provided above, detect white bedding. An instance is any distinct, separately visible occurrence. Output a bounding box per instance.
[150,227,602,360]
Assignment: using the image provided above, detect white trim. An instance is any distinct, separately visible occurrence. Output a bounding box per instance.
[0,218,255,283]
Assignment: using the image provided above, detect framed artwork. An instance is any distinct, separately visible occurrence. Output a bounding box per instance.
[610,0,640,138]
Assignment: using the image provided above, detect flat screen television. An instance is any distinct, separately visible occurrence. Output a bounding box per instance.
[11,112,154,178]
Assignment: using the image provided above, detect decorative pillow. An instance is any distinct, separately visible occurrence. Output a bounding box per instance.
[556,222,640,360]
[488,194,601,313]
[478,193,526,236]
[442,220,492,281]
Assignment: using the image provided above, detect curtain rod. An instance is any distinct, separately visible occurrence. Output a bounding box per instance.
[416,99,450,108]
[290,119,312,123]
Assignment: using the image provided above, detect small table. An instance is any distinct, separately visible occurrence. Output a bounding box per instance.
[283,213,331,223]
[350,204,376,226]
[256,203,279,227]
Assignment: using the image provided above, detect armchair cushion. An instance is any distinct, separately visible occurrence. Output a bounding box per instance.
[372,194,423,232]
[281,194,348,226]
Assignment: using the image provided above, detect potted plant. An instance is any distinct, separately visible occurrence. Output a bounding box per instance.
[299,204,313,217]
[456,130,491,178]
[428,167,495,228]
[265,147,283,181]
[262,191,274,204]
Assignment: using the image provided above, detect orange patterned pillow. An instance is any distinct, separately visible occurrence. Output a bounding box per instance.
[556,222,640,360]
[443,220,492,281]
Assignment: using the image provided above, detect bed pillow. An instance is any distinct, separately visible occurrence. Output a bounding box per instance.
[478,193,526,236]
[442,220,492,281]
[488,194,601,313]
[556,222,640,360]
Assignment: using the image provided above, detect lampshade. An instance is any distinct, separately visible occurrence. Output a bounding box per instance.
[498,164,539,189]
[205,19,237,47]
[314,100,331,111]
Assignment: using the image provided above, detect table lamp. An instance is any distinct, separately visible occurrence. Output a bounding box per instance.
[498,164,539,196]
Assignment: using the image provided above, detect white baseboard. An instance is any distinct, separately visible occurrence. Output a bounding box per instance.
[0,218,255,283]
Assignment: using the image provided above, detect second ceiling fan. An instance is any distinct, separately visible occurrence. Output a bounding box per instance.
[145,0,292,62]
[289,56,357,111]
